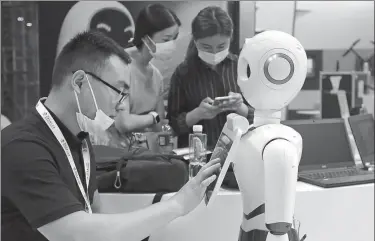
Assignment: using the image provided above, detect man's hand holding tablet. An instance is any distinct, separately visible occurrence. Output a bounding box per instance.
[169,158,221,216]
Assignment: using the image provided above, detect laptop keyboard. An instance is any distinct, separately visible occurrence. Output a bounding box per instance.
[302,168,373,180]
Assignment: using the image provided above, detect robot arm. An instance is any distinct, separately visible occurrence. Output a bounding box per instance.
[263,139,299,241]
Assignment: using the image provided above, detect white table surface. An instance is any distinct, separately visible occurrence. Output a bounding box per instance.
[99,182,374,241]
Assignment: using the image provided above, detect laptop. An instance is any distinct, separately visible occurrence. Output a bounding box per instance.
[348,114,374,167]
[282,118,374,188]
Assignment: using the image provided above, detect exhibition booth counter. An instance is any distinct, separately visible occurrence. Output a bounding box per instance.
[99,182,374,241]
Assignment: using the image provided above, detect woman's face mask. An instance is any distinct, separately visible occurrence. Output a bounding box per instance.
[143,35,176,61]
[195,35,231,66]
[198,48,229,66]
[74,74,115,141]
[153,40,177,61]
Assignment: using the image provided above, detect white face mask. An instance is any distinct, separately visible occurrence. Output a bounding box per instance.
[198,48,229,66]
[75,75,115,137]
[147,39,176,61]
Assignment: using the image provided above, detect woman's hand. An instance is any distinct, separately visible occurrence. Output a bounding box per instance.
[197,97,221,120]
[186,97,221,127]
[219,92,244,112]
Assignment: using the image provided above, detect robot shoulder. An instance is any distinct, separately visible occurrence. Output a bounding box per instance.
[279,124,303,144]
[239,125,280,153]
[241,124,302,148]
[268,125,303,158]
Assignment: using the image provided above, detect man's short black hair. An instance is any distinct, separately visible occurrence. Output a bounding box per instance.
[132,3,181,49]
[52,30,131,88]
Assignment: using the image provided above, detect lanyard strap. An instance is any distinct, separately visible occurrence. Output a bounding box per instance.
[36,100,92,214]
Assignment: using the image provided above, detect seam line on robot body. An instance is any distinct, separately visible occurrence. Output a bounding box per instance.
[244,203,265,220]
[244,126,256,136]
[261,138,290,159]
[240,215,267,232]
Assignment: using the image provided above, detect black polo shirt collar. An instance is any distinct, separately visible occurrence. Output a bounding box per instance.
[33,100,89,148]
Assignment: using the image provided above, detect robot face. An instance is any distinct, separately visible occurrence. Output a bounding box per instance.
[237,30,308,111]
[57,2,135,56]
[90,9,134,48]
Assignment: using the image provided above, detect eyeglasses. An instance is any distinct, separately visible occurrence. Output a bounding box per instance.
[72,71,129,103]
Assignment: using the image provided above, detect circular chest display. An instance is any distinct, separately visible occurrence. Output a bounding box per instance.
[264,53,295,85]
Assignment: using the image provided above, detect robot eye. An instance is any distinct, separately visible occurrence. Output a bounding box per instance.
[124,26,135,33]
[96,23,111,32]
[247,64,251,79]
[264,53,294,85]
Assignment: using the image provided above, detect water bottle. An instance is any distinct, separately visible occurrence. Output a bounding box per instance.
[363,62,369,73]
[189,125,207,179]
[157,120,174,153]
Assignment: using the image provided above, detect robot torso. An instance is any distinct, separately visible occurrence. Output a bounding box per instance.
[233,123,302,234]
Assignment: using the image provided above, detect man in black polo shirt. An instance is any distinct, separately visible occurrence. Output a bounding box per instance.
[1,31,220,241]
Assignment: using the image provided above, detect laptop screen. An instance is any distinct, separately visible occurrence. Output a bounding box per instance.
[282,119,354,171]
[348,114,374,164]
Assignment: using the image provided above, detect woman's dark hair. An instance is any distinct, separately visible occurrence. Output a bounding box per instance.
[185,6,233,59]
[133,3,181,49]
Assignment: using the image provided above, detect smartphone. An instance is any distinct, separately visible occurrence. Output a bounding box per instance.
[213,96,234,106]
[142,35,156,53]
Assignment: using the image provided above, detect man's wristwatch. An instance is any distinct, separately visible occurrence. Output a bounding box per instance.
[149,111,160,124]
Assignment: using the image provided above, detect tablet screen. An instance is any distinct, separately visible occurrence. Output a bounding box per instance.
[205,130,239,205]
[204,114,249,206]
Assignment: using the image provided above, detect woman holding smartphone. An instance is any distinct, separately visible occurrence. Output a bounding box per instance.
[167,6,254,149]
[115,3,181,134]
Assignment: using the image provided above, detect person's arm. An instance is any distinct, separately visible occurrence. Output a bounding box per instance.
[156,99,166,121]
[167,68,201,135]
[115,68,166,133]
[185,107,203,127]
[236,103,254,119]
[38,153,221,241]
[40,157,221,241]
[114,105,155,133]
[222,92,255,120]
[148,98,166,132]
[39,199,182,241]
[151,69,167,132]
[2,141,182,241]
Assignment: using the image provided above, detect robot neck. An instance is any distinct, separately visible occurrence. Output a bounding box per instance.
[253,110,281,127]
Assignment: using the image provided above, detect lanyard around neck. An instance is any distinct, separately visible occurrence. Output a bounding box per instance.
[36,99,92,214]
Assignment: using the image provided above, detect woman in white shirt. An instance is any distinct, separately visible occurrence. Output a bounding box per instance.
[116,3,181,134]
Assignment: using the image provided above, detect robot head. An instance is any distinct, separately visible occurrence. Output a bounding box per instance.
[237,30,307,111]
[57,1,135,56]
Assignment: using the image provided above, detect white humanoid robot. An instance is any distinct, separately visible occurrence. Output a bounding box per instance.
[233,30,307,241]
